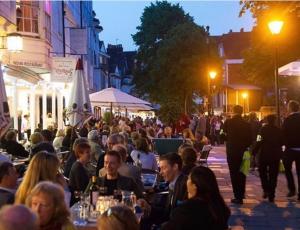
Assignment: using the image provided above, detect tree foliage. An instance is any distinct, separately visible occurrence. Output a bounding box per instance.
[132,1,222,122]
[239,1,300,101]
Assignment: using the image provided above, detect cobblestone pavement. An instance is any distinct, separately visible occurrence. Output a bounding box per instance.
[209,146,300,230]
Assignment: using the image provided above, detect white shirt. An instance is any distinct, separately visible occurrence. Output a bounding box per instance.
[131,150,158,171]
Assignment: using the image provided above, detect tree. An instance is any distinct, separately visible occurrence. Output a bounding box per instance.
[132,1,193,97]
[239,1,300,102]
[132,1,221,122]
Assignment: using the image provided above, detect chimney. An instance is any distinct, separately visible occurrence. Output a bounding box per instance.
[229,29,233,33]
[240,28,244,32]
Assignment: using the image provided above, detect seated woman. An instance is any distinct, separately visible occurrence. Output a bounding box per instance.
[15,151,68,205]
[182,128,195,145]
[69,142,91,194]
[26,181,75,230]
[162,166,230,230]
[131,137,158,171]
[97,205,139,230]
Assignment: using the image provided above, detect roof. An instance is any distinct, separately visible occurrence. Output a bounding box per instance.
[107,44,137,75]
[213,30,252,59]
[224,84,261,90]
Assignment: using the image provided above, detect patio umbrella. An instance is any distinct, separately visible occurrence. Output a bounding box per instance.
[90,87,152,120]
[66,59,92,127]
[89,87,151,106]
[0,62,11,138]
[279,60,300,77]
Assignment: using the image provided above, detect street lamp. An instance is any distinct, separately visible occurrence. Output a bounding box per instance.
[268,20,283,126]
[0,32,23,52]
[242,92,248,115]
[208,71,217,115]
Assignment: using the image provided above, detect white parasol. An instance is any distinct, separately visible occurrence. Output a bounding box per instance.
[0,62,12,138]
[66,59,92,127]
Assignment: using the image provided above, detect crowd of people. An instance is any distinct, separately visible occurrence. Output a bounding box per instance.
[0,99,299,230]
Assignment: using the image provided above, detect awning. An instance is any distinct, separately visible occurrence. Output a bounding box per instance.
[5,64,43,84]
[223,84,261,90]
[279,60,300,77]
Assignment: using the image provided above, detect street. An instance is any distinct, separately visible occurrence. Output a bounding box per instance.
[209,146,300,230]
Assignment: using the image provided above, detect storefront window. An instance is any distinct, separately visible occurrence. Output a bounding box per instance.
[16,1,39,34]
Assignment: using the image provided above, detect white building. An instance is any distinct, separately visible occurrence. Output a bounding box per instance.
[0,0,104,133]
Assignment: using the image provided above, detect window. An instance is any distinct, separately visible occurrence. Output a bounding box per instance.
[16,1,39,33]
[45,12,51,42]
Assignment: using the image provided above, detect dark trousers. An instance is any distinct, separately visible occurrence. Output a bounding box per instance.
[259,159,280,198]
[283,149,300,194]
[227,153,246,200]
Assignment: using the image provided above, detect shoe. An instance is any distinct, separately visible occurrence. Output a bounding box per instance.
[287,191,296,197]
[263,192,268,199]
[231,198,243,204]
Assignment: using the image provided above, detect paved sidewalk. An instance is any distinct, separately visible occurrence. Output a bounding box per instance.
[209,146,300,230]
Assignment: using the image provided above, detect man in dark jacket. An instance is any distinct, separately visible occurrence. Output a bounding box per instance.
[223,105,252,204]
[0,162,18,208]
[254,115,283,202]
[5,130,29,158]
[282,100,300,199]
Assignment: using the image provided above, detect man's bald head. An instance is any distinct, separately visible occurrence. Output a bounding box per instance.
[0,205,38,230]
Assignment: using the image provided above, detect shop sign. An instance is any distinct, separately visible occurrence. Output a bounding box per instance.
[51,57,77,82]
[11,59,45,68]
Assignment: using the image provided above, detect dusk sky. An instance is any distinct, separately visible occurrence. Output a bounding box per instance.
[93,1,255,51]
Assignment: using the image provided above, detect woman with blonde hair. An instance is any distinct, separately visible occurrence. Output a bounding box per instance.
[26,181,75,230]
[53,129,65,151]
[182,128,195,145]
[97,205,139,230]
[15,151,68,204]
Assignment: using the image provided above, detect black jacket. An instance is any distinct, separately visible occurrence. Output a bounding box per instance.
[69,161,90,192]
[96,174,143,198]
[254,124,283,161]
[162,198,229,230]
[283,112,300,149]
[0,189,14,208]
[5,140,29,158]
[223,115,252,155]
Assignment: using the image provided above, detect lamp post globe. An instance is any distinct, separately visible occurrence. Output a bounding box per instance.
[268,20,283,126]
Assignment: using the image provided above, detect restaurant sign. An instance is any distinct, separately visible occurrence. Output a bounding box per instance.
[51,57,77,82]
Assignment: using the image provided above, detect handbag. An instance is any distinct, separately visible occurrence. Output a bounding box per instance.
[279,160,285,173]
[240,150,251,176]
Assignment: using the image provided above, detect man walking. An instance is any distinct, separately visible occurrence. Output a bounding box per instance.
[282,100,300,199]
[223,105,252,204]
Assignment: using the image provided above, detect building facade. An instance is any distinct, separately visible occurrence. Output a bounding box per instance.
[1,0,104,133]
[213,29,262,114]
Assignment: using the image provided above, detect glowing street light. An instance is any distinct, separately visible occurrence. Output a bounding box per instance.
[268,20,284,126]
[208,70,217,115]
[242,92,248,115]
[209,71,217,80]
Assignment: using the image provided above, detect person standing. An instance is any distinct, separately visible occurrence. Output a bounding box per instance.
[254,115,283,202]
[282,100,300,199]
[223,105,252,204]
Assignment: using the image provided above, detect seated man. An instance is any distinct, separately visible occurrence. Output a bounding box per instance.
[5,130,29,158]
[99,144,144,192]
[159,152,187,217]
[141,152,188,228]
[95,150,143,198]
[0,162,18,208]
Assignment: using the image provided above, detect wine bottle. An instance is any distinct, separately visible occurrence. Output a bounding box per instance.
[90,176,99,206]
